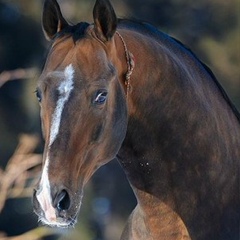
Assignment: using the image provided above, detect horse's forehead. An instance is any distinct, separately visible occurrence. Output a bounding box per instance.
[44,37,110,79]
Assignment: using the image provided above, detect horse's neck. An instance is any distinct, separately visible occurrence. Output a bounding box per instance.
[118,28,240,186]
[118,27,240,170]
[117,27,240,238]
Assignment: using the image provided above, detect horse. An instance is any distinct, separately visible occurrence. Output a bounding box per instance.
[32,0,240,239]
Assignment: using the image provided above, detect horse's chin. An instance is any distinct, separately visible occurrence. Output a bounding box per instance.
[39,215,78,228]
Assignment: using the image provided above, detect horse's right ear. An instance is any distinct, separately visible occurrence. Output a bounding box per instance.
[93,0,117,42]
[42,0,69,41]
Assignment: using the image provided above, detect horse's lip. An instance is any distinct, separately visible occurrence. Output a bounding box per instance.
[40,215,77,228]
[35,203,79,228]
[59,215,78,228]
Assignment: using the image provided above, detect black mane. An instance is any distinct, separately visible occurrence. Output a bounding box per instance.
[172,37,240,123]
[54,22,90,42]
[118,18,240,122]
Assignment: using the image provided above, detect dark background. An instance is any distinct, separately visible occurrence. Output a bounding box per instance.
[0,0,239,239]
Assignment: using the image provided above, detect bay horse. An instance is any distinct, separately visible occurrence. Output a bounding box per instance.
[33,0,240,239]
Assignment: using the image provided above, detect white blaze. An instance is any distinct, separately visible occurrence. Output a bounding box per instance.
[37,153,56,223]
[49,64,75,146]
[37,64,75,224]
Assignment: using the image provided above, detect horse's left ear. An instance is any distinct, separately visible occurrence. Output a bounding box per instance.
[93,0,117,42]
[42,0,69,41]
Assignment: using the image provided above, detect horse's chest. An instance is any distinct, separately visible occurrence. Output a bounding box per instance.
[121,203,191,240]
[120,187,192,240]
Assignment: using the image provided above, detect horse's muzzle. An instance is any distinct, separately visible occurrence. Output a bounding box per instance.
[32,187,79,227]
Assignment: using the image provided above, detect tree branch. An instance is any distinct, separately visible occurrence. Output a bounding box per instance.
[0,68,37,88]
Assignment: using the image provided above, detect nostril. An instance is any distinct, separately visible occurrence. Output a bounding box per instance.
[33,188,37,197]
[55,190,71,211]
[32,188,39,209]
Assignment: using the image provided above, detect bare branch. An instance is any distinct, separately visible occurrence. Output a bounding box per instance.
[0,227,57,240]
[0,134,42,212]
[0,68,38,88]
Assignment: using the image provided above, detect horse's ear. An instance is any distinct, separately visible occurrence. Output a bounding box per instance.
[42,0,69,41]
[93,0,117,42]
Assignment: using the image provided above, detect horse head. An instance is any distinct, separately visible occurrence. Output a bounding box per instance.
[33,0,128,227]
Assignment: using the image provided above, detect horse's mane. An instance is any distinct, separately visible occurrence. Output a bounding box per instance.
[172,37,240,123]
[54,22,90,42]
[118,19,240,122]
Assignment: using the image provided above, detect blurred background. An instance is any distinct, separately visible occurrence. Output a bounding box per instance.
[0,0,239,239]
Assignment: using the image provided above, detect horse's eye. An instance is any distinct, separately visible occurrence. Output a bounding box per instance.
[35,89,42,102]
[94,90,108,105]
